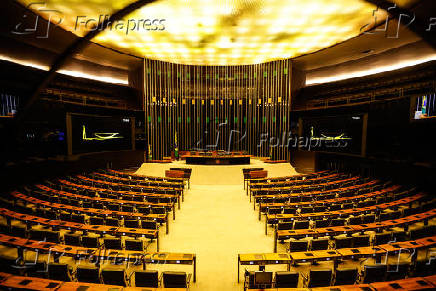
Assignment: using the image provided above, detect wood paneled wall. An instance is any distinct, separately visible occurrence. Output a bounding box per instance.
[143,59,292,160]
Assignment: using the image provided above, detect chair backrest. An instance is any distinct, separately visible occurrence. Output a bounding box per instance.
[277,222,293,230]
[309,269,332,287]
[124,219,139,228]
[334,268,358,285]
[387,263,409,281]
[142,220,157,230]
[125,239,143,251]
[275,271,299,288]
[254,271,273,287]
[104,238,122,250]
[101,269,126,286]
[76,266,100,283]
[134,270,158,288]
[352,235,370,247]
[90,216,104,225]
[289,240,308,252]
[334,236,352,249]
[294,220,309,229]
[311,238,329,250]
[64,234,81,246]
[374,232,392,246]
[48,263,70,281]
[314,220,329,228]
[105,217,119,226]
[331,218,345,226]
[82,236,99,248]
[348,216,362,225]
[363,264,387,283]
[162,271,187,288]
[137,206,151,215]
[152,207,166,214]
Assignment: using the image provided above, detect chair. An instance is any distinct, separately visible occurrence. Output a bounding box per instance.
[373,232,392,246]
[105,217,119,226]
[363,214,376,223]
[386,262,409,281]
[107,204,120,211]
[334,268,358,285]
[392,230,407,242]
[289,240,308,252]
[267,208,282,215]
[89,216,104,225]
[64,233,81,246]
[294,220,310,230]
[311,238,329,250]
[76,266,100,283]
[348,216,362,225]
[71,214,85,224]
[275,271,299,288]
[413,259,436,277]
[104,238,123,250]
[315,220,329,228]
[24,261,47,278]
[305,269,332,287]
[300,207,313,214]
[82,236,99,248]
[142,220,157,230]
[342,203,354,209]
[253,271,273,288]
[283,208,297,214]
[134,270,158,287]
[362,264,387,283]
[0,255,22,275]
[352,235,370,247]
[152,207,166,215]
[277,222,293,230]
[121,205,134,213]
[137,207,151,215]
[124,219,139,228]
[101,268,127,286]
[334,236,352,249]
[47,263,71,281]
[125,239,144,251]
[10,226,26,238]
[162,271,191,288]
[331,218,346,226]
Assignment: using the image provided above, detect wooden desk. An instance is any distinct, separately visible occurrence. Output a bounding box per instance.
[337,246,386,261]
[0,234,197,282]
[238,253,292,282]
[370,276,435,290]
[310,285,373,290]
[423,274,436,287]
[0,274,63,290]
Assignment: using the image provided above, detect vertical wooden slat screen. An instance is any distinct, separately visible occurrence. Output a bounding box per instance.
[144,59,292,160]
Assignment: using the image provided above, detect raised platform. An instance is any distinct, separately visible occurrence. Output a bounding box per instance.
[135,158,297,185]
[185,155,250,165]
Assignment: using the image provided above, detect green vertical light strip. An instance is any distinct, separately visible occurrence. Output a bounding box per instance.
[157,116,162,123]
[206,116,210,123]
[187,116,191,123]
[177,117,181,123]
[243,116,247,124]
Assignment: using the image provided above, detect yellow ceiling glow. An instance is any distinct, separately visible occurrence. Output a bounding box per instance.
[16,0,417,65]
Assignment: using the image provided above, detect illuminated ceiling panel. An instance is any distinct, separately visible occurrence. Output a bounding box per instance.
[16,0,413,65]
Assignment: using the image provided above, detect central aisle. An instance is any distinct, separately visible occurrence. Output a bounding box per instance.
[136,160,297,290]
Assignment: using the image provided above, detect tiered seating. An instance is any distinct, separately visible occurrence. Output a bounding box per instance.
[241,170,436,290]
[0,169,196,289]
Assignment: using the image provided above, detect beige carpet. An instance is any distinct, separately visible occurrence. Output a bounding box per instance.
[135,159,298,290]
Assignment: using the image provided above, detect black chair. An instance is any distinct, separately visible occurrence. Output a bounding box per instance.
[392,230,407,242]
[152,207,166,215]
[24,261,46,278]
[162,271,191,288]
[311,238,329,250]
[125,239,144,251]
[334,268,358,285]
[275,271,299,288]
[106,217,119,226]
[277,222,293,231]
[71,214,85,224]
[306,269,332,287]
[342,203,354,210]
[107,204,120,211]
[134,270,158,288]
[362,264,387,283]
[76,266,100,283]
[48,263,71,281]
[314,220,329,228]
[289,240,308,252]
[0,255,22,275]
[124,219,139,228]
[82,236,99,248]
[294,220,309,230]
[283,208,297,214]
[352,235,370,247]
[414,259,436,277]
[253,271,273,288]
[267,208,282,215]
[10,226,26,238]
[104,238,123,250]
[142,220,157,230]
[137,207,151,215]
[89,216,104,225]
[386,262,410,281]
[363,214,376,223]
[373,232,392,246]
[101,268,126,286]
[334,236,352,249]
[64,233,81,246]
[348,216,362,225]
[331,218,346,226]
[300,207,313,214]
[121,205,134,213]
